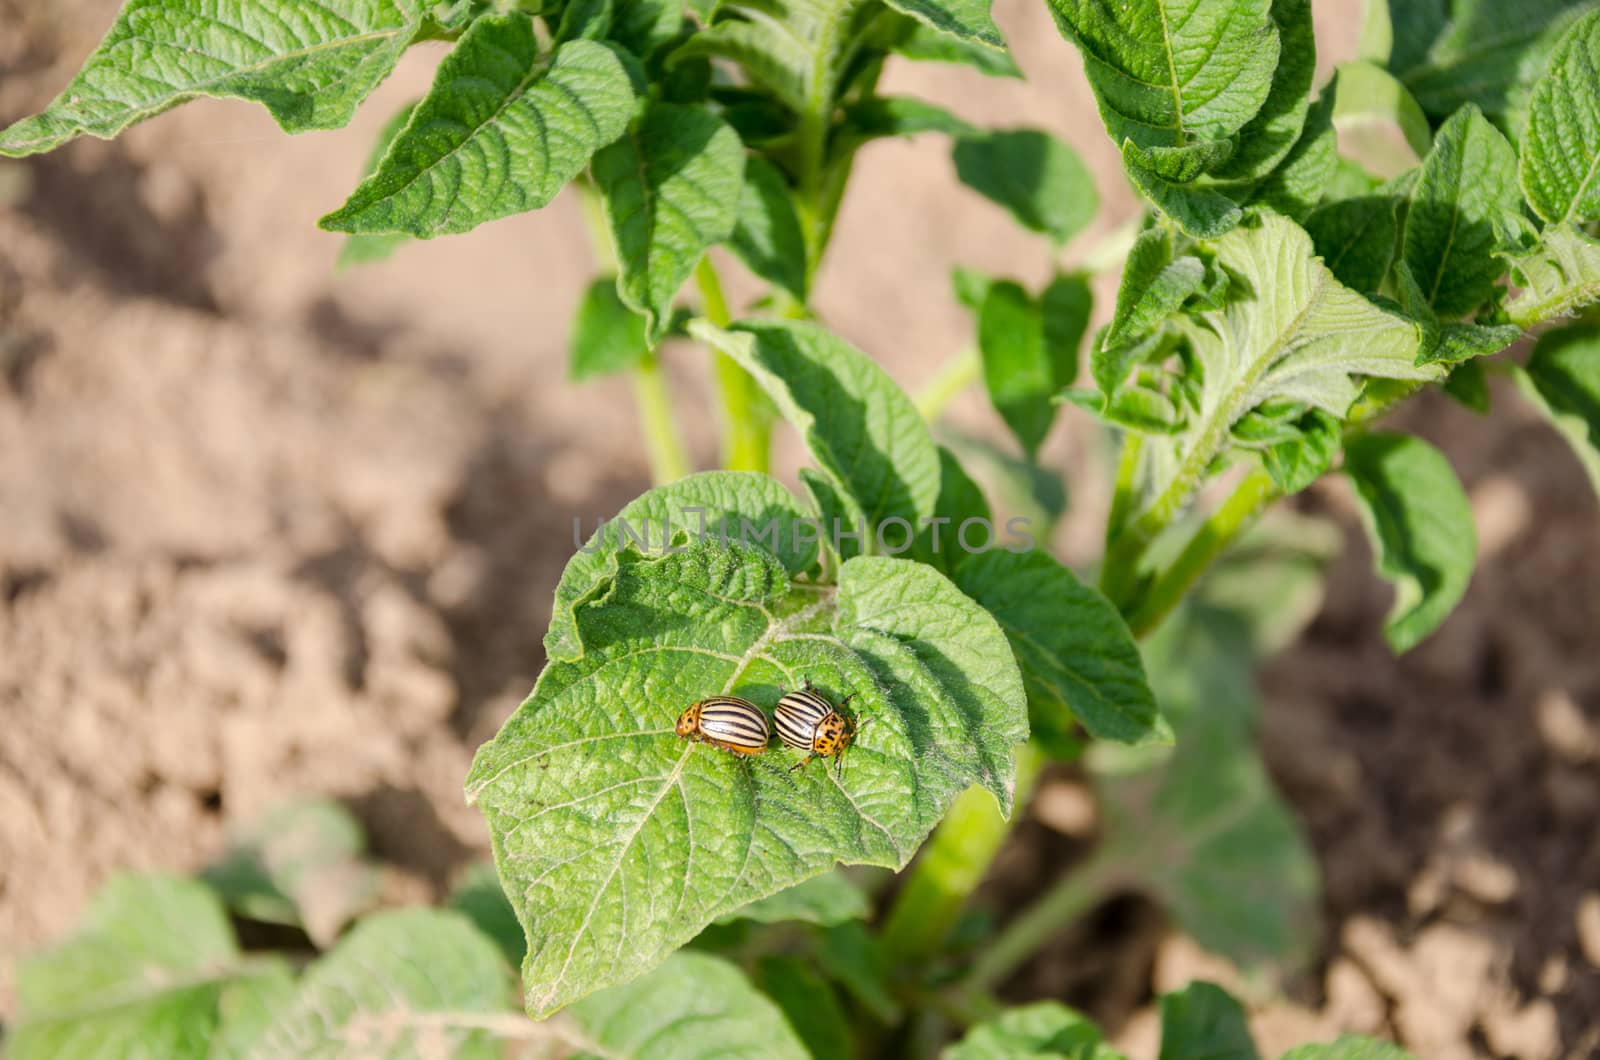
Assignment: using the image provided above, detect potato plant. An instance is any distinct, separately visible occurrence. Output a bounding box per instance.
[8,0,1600,1055]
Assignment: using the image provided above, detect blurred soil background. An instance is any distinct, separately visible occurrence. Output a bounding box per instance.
[1,1,1598,1056]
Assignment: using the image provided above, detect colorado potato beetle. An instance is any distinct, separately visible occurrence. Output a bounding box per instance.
[676,696,771,755]
[775,680,863,776]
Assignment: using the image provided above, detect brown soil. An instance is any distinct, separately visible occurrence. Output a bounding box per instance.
[2,2,1597,1058]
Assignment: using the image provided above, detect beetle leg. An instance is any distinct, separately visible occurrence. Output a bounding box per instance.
[788,755,812,774]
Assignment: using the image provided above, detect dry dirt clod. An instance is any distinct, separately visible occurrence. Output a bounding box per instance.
[1577,894,1600,969]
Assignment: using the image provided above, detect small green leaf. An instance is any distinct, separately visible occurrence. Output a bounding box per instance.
[757,957,853,1060]
[468,536,1026,1015]
[570,277,651,381]
[978,279,1080,456]
[449,862,528,968]
[1415,322,1521,366]
[249,909,515,1056]
[201,796,379,947]
[1124,151,1243,238]
[0,0,425,157]
[1279,1036,1414,1059]
[1401,104,1520,318]
[953,130,1098,244]
[691,320,941,547]
[320,26,634,237]
[1303,192,1400,293]
[952,549,1170,746]
[1511,323,1600,495]
[838,97,979,143]
[1157,982,1260,1060]
[1442,359,1492,413]
[881,0,1005,49]
[1330,62,1430,180]
[1045,0,1281,155]
[728,157,809,301]
[815,920,901,1022]
[717,870,869,925]
[10,874,286,1060]
[571,952,810,1058]
[1520,9,1600,225]
[893,21,1023,77]
[595,103,746,342]
[1343,432,1476,653]
[1259,408,1341,494]
[1211,0,1316,184]
[947,1001,1125,1060]
[1506,223,1600,327]
[337,101,418,269]
[1096,228,1206,393]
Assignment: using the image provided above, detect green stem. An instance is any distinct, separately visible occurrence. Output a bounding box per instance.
[1126,467,1278,638]
[632,352,693,485]
[913,348,981,422]
[964,851,1119,994]
[1105,431,1145,547]
[695,257,772,472]
[880,747,1044,967]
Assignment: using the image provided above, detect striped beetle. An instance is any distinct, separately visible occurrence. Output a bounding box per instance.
[676,696,771,755]
[775,679,863,776]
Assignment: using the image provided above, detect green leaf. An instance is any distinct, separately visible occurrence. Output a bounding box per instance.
[249,909,515,1056]
[953,549,1170,746]
[1520,9,1600,225]
[1211,0,1316,184]
[1157,982,1260,1060]
[673,0,879,118]
[728,157,809,302]
[1096,228,1206,393]
[569,277,650,381]
[1442,358,1492,413]
[1384,0,1448,76]
[1415,322,1521,366]
[337,101,418,269]
[10,874,287,1060]
[881,0,1004,49]
[1124,151,1243,238]
[0,0,425,157]
[716,869,869,924]
[946,1001,1125,1060]
[1343,432,1476,653]
[838,97,979,143]
[910,446,992,573]
[1397,0,1594,123]
[756,957,853,1060]
[953,130,1098,244]
[1175,213,1433,443]
[893,21,1023,77]
[1506,223,1600,326]
[691,320,941,549]
[1303,193,1400,293]
[1044,0,1281,155]
[467,537,1026,1015]
[1279,1037,1414,1060]
[1259,408,1341,493]
[977,278,1089,457]
[201,796,379,947]
[548,471,822,660]
[815,920,901,1022]
[572,952,810,1058]
[1401,104,1520,318]
[319,26,633,237]
[1330,62,1430,180]
[1511,323,1600,494]
[450,862,529,968]
[1243,77,1336,221]
[595,103,746,342]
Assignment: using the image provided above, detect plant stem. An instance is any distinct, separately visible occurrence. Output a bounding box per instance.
[695,257,772,472]
[879,746,1044,967]
[913,348,981,422]
[1126,467,1278,638]
[1105,430,1145,546]
[964,851,1119,994]
[632,351,693,484]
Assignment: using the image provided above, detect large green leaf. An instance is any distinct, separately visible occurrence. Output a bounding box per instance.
[319,24,632,237]
[1044,0,1280,156]
[1506,223,1600,326]
[571,952,810,1058]
[953,130,1099,245]
[946,1002,1125,1060]
[248,909,515,1057]
[0,0,425,157]
[1400,104,1520,318]
[1157,982,1259,1060]
[468,535,1026,1015]
[1511,324,1600,495]
[1343,433,1476,653]
[595,103,746,342]
[10,874,289,1060]
[1520,9,1600,225]
[692,320,941,550]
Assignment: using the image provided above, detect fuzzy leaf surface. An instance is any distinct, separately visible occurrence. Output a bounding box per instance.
[0,0,424,157]
[1521,9,1600,225]
[1506,223,1600,326]
[1280,1038,1413,1060]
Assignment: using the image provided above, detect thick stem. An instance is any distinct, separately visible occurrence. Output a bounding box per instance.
[913,348,980,423]
[880,746,1043,967]
[1127,467,1278,638]
[632,352,693,485]
[964,851,1119,994]
[695,257,772,472]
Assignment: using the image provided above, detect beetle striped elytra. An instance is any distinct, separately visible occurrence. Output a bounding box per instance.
[676,696,771,755]
[775,680,863,776]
